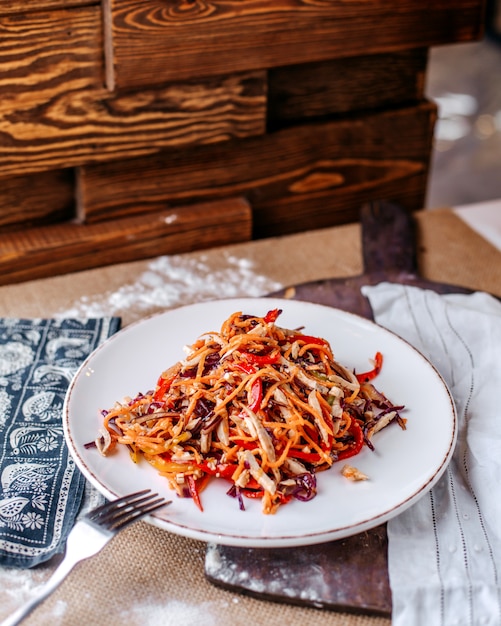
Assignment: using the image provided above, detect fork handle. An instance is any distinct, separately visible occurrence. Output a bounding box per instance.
[1,558,76,626]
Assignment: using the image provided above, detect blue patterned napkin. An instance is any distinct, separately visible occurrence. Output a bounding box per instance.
[0,317,121,568]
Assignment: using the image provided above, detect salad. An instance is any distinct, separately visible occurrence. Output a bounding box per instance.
[94,309,405,514]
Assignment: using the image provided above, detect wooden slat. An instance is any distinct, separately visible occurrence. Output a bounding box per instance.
[0,198,252,285]
[0,169,74,231]
[0,6,103,100]
[77,101,436,236]
[0,1,95,14]
[109,0,484,88]
[268,49,428,125]
[252,168,429,237]
[0,69,266,177]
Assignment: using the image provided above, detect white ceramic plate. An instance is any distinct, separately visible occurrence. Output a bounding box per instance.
[64,298,456,548]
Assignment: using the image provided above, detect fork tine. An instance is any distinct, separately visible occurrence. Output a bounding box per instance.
[109,497,168,531]
[86,489,150,520]
[88,489,150,517]
[87,490,170,531]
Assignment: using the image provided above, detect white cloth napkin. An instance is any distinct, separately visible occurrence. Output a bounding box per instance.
[362,283,501,626]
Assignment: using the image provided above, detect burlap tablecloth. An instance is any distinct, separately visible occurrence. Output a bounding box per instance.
[1,208,499,626]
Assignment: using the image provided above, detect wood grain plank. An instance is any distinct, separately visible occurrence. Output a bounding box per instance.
[0,197,252,285]
[0,1,96,14]
[77,101,436,235]
[268,49,428,125]
[0,169,74,230]
[252,169,429,237]
[0,6,104,100]
[109,0,484,88]
[0,69,266,177]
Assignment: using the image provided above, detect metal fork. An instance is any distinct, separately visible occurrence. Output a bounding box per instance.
[1,489,170,626]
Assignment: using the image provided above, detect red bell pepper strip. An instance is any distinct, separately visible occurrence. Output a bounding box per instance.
[241,350,280,367]
[187,475,203,511]
[301,414,334,452]
[290,334,329,347]
[241,488,264,499]
[287,449,323,464]
[336,419,364,461]
[241,478,263,491]
[263,308,281,323]
[248,378,263,412]
[197,461,239,480]
[232,439,258,451]
[356,352,383,383]
[234,361,256,375]
[153,373,175,402]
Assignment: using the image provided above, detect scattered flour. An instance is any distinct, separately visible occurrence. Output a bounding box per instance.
[121,598,219,626]
[52,599,68,620]
[205,543,328,607]
[0,565,63,622]
[0,566,47,602]
[56,253,283,323]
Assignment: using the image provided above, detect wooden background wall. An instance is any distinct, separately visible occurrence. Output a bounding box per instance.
[0,0,485,284]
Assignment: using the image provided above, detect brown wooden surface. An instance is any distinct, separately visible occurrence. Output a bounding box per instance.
[0,61,266,177]
[0,0,95,14]
[0,197,252,285]
[0,6,103,96]
[109,0,484,88]
[268,49,428,125]
[251,164,428,238]
[77,102,436,236]
[206,526,391,616]
[0,170,74,231]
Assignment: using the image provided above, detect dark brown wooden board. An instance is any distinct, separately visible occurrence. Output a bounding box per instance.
[206,525,392,616]
[77,103,436,238]
[0,169,74,231]
[267,49,428,126]
[109,0,484,88]
[0,0,94,14]
[0,197,252,285]
[204,200,477,615]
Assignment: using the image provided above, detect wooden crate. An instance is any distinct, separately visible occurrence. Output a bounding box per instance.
[0,0,486,283]
[77,102,436,237]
